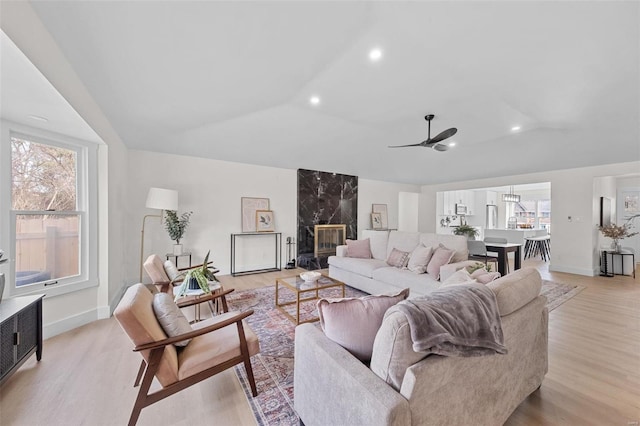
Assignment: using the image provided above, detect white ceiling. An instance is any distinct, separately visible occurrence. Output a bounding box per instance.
[3,1,639,184]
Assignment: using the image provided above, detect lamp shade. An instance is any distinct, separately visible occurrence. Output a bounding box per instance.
[145,187,178,211]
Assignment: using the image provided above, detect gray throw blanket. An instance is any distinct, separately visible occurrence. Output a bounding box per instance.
[395,283,507,357]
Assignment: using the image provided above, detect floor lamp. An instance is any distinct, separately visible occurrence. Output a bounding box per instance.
[140,187,179,282]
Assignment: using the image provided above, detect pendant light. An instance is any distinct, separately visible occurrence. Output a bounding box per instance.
[502,186,521,203]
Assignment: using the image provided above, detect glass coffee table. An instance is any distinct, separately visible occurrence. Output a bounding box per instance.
[275,274,345,324]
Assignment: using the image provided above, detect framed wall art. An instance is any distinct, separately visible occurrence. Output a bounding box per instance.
[241,197,270,232]
[372,204,388,229]
[256,210,275,232]
[371,213,383,230]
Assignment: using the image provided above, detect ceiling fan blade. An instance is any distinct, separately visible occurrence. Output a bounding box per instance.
[429,127,457,144]
[433,143,450,152]
[388,142,424,148]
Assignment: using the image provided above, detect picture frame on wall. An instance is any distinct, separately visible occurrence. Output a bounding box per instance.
[256,210,275,232]
[242,197,270,232]
[372,204,388,229]
[371,213,383,230]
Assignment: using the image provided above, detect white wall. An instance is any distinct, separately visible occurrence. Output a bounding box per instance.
[126,150,419,282]
[358,180,421,235]
[419,161,640,276]
[398,192,420,232]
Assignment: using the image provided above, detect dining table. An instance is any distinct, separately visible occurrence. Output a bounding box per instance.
[484,242,522,276]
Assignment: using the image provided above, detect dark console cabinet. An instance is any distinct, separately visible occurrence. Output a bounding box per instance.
[0,294,44,386]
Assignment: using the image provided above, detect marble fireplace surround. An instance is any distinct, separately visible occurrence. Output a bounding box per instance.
[297,169,357,270]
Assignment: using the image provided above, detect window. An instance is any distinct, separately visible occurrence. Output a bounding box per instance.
[3,126,98,297]
[512,199,551,232]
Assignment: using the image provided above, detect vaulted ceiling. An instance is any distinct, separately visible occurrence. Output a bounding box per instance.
[3,1,639,184]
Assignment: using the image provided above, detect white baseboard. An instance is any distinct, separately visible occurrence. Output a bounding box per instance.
[44,283,130,338]
[549,263,596,277]
[43,308,98,339]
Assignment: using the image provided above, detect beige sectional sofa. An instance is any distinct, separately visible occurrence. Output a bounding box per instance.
[328,230,472,298]
[294,268,548,425]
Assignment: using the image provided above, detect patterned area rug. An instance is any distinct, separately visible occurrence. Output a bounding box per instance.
[229,279,583,426]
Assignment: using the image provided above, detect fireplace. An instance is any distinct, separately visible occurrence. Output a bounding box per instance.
[314,224,346,258]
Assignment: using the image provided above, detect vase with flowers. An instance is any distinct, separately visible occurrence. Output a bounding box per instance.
[599,222,638,252]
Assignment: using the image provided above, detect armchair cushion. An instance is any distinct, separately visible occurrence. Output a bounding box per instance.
[178,312,260,379]
[163,260,180,281]
[144,254,170,283]
[317,288,410,362]
[152,292,192,347]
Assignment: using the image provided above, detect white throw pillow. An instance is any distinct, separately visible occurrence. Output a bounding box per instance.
[152,292,192,346]
[441,269,477,287]
[164,260,180,281]
[406,245,433,274]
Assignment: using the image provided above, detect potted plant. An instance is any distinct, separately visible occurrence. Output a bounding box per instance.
[174,251,220,300]
[453,224,479,240]
[165,210,193,255]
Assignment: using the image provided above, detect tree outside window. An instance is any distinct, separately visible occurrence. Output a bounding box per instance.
[11,136,80,287]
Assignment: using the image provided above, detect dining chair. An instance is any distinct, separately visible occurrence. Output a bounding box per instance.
[467,240,499,270]
[114,283,259,426]
[483,237,509,273]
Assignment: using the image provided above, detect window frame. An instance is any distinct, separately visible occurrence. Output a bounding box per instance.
[1,121,99,298]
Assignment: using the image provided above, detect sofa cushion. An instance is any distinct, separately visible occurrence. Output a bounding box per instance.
[441,268,476,287]
[386,231,420,259]
[406,245,433,274]
[370,307,427,391]
[487,268,542,316]
[362,230,390,260]
[317,288,410,362]
[328,256,389,278]
[426,244,455,280]
[346,239,372,259]
[371,267,441,296]
[386,248,410,268]
[420,233,469,263]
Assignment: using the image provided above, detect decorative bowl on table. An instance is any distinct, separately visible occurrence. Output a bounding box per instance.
[300,271,321,282]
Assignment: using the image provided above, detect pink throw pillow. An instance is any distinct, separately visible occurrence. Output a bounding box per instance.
[317,288,410,362]
[471,269,502,284]
[386,248,410,268]
[426,244,455,280]
[346,239,372,259]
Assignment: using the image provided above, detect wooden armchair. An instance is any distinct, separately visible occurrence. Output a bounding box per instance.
[143,254,218,293]
[114,283,259,426]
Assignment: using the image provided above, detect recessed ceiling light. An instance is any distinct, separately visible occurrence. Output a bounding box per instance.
[448,141,456,147]
[511,125,521,131]
[28,115,49,122]
[369,48,383,62]
[309,96,321,106]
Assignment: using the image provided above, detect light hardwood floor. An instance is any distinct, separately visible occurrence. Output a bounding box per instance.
[0,261,638,425]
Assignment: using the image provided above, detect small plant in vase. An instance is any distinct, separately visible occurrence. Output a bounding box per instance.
[165,210,193,255]
[174,251,220,300]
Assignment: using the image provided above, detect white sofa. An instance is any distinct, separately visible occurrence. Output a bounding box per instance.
[328,230,472,298]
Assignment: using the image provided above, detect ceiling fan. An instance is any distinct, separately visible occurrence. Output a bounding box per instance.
[389,114,457,151]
